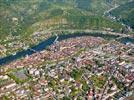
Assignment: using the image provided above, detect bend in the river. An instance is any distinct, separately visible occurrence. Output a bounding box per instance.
[0,32,134,66]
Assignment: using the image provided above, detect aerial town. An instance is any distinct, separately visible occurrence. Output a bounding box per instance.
[0,34,134,100]
[0,0,134,100]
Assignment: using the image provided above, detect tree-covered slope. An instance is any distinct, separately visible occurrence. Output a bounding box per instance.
[0,0,131,40]
[110,1,134,29]
[30,7,123,32]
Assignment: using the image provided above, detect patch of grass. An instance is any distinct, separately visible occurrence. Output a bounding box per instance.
[70,69,83,81]
[91,75,107,89]
[7,68,32,84]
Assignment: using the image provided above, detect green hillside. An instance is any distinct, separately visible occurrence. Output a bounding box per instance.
[30,7,123,32]
[110,1,134,29]
[0,0,130,40]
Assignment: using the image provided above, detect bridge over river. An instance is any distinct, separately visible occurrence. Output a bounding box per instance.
[0,32,134,66]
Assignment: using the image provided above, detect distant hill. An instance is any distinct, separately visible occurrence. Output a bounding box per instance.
[0,0,131,40]
[30,7,123,32]
[109,1,134,29]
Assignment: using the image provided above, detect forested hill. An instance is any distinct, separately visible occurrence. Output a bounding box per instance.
[0,0,132,39]
[109,1,134,29]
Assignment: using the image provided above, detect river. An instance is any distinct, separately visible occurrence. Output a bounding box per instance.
[0,32,134,65]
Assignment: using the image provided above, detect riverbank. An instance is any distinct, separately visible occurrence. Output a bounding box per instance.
[0,31,134,66]
[0,29,133,59]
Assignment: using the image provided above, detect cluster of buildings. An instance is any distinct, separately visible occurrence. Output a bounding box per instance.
[0,36,134,99]
[0,31,51,58]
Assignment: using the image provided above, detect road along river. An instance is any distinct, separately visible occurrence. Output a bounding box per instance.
[0,32,134,65]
